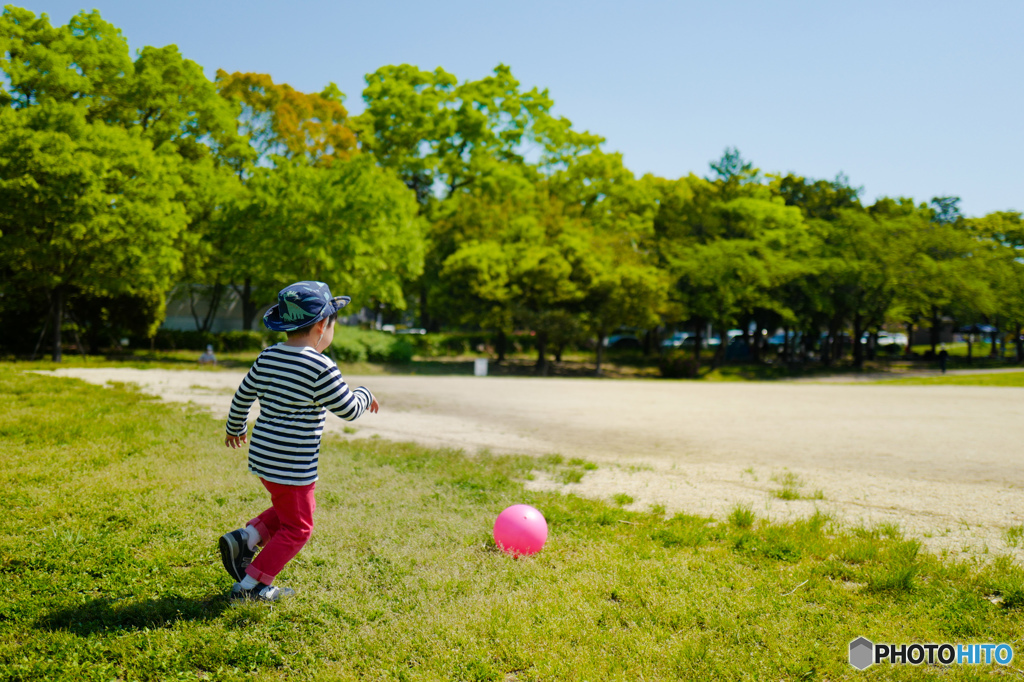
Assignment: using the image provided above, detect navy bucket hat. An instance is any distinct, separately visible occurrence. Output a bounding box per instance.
[263,281,350,332]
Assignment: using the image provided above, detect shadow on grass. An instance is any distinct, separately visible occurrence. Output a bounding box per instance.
[36,593,231,635]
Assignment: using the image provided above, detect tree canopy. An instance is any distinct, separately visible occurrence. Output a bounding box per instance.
[1,5,1021,370]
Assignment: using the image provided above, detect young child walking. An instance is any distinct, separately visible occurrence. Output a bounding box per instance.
[219,281,379,602]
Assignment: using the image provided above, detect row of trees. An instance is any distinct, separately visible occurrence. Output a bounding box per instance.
[1,7,1022,370]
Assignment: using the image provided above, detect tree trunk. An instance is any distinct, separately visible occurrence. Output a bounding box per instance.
[712,326,726,368]
[1016,325,1023,363]
[188,285,203,331]
[693,320,703,368]
[535,332,548,375]
[905,322,914,357]
[930,307,940,356]
[495,330,506,363]
[52,287,64,362]
[782,326,790,363]
[595,333,605,376]
[852,316,864,369]
[235,278,257,331]
[202,284,223,333]
[419,285,431,332]
[966,335,973,363]
[823,324,835,367]
[554,346,563,363]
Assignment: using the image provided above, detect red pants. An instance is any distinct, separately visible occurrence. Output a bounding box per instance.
[245,478,316,584]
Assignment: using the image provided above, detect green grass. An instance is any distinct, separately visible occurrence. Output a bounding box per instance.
[1005,525,1024,548]
[2,368,1024,680]
[872,371,1024,387]
[909,342,1003,358]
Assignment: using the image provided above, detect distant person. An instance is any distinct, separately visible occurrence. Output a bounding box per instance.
[218,281,379,602]
[198,344,217,365]
[938,345,949,374]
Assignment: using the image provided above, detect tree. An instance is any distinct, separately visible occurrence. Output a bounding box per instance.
[357,64,566,329]
[217,70,355,166]
[356,64,556,206]
[1,6,250,345]
[222,156,424,327]
[653,150,808,370]
[969,211,1024,360]
[546,150,665,371]
[0,103,187,360]
[885,197,994,356]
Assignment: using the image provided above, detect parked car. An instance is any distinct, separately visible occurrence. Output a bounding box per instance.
[660,332,691,349]
[662,329,742,349]
[605,333,642,350]
[858,331,907,347]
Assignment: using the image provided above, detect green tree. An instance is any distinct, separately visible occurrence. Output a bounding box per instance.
[1,6,250,345]
[653,150,808,369]
[357,64,568,329]
[547,150,665,371]
[223,156,423,326]
[356,64,555,206]
[0,103,187,360]
[968,211,1024,359]
[883,197,994,357]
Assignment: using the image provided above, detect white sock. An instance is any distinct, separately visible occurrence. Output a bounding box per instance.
[239,574,259,589]
[245,525,261,550]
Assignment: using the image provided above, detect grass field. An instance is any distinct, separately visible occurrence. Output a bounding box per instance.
[3,369,1024,680]
[873,372,1024,387]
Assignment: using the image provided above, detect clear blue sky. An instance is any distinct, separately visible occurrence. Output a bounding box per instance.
[16,0,1024,217]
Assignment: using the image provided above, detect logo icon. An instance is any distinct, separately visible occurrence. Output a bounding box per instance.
[849,637,874,670]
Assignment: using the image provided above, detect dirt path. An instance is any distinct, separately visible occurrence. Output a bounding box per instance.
[40,367,1024,559]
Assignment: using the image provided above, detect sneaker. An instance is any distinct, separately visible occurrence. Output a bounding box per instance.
[230,581,295,602]
[218,528,255,582]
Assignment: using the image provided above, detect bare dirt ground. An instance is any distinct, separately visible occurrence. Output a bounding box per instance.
[40,367,1024,559]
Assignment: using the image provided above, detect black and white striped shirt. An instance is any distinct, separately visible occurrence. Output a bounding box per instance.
[225,344,373,485]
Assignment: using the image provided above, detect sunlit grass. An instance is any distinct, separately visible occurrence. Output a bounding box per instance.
[873,372,1024,387]
[2,367,1023,680]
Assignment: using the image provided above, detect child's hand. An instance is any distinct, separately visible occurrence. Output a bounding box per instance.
[225,433,248,448]
[370,397,380,414]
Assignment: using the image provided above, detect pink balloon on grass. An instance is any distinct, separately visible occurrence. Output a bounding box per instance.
[493,504,548,556]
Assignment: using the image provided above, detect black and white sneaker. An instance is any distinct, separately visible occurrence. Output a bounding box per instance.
[218,528,256,582]
[230,581,295,602]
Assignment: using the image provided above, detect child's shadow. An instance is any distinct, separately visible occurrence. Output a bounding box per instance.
[36,593,230,635]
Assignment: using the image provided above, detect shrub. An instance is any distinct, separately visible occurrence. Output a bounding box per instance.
[329,327,415,364]
[362,331,415,363]
[330,328,369,363]
[659,351,699,378]
[151,328,282,351]
[219,331,274,351]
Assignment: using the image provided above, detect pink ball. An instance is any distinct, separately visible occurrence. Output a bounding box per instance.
[493,504,548,556]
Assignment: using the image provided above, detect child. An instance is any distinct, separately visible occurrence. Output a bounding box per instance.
[198,344,217,365]
[219,281,379,602]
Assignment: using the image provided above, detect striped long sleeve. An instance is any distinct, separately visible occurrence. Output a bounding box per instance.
[224,344,375,485]
[226,364,260,437]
